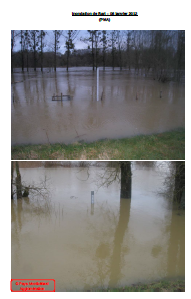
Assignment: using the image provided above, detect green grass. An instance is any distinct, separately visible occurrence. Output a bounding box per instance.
[93,279,185,292]
[11,128,185,160]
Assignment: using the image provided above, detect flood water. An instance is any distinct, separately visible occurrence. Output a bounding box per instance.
[11,67,185,145]
[11,163,185,291]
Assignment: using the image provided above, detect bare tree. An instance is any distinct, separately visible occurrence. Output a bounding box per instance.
[100,30,107,70]
[110,30,117,70]
[23,30,30,72]
[29,30,40,71]
[15,161,22,199]
[64,30,79,71]
[126,30,132,70]
[11,161,14,199]
[94,162,132,199]
[11,162,50,200]
[175,30,185,81]
[158,161,185,209]
[87,30,96,71]
[40,30,46,72]
[173,162,185,205]
[20,30,24,71]
[11,30,20,72]
[116,31,123,70]
[120,162,131,198]
[53,30,62,71]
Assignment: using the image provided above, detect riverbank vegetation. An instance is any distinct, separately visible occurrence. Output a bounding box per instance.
[91,279,185,292]
[11,128,184,160]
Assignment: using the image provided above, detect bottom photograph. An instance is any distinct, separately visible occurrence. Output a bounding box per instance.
[11,161,185,292]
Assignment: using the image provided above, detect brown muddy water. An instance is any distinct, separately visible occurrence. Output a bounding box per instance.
[11,163,185,291]
[11,67,185,145]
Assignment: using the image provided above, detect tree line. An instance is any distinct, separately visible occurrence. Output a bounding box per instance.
[11,30,185,81]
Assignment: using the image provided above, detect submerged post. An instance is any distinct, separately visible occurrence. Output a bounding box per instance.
[97,67,99,101]
[160,90,162,98]
[61,92,62,101]
[101,90,103,101]
[91,191,94,204]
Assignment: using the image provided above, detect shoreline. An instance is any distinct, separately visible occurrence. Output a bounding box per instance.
[11,128,185,160]
[59,279,185,292]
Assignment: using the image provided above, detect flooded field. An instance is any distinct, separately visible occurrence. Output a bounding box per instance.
[11,67,185,145]
[11,163,185,291]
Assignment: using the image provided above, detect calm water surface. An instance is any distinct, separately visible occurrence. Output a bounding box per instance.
[11,68,185,145]
[11,164,185,291]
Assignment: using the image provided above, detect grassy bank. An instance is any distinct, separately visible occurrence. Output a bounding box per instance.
[88,279,185,292]
[11,128,185,160]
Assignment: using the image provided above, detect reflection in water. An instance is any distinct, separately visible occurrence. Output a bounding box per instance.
[11,68,185,145]
[109,162,132,287]
[167,204,185,278]
[109,197,131,288]
[11,164,185,291]
[91,202,94,215]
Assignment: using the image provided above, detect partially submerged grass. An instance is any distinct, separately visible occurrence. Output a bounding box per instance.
[93,279,185,292]
[11,128,185,160]
[63,279,185,292]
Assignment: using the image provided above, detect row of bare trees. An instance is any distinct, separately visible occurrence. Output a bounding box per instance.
[11,30,185,81]
[11,30,78,73]
[82,30,185,81]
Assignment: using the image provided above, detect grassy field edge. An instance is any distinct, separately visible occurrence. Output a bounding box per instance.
[11,128,185,160]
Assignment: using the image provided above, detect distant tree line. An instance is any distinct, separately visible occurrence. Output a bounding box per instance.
[11,30,185,81]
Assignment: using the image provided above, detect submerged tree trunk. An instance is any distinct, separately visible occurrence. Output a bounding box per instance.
[25,30,29,72]
[91,32,95,71]
[21,30,24,72]
[40,31,43,72]
[15,162,22,199]
[111,31,116,71]
[11,161,14,199]
[120,162,132,199]
[102,30,107,70]
[66,30,71,72]
[173,162,185,204]
[54,30,57,72]
[11,30,16,73]
[33,36,36,71]
[66,49,69,72]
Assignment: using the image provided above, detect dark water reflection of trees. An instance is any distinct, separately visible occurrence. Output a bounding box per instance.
[11,68,185,145]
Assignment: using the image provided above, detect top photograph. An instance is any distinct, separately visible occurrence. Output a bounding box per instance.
[11,30,185,160]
